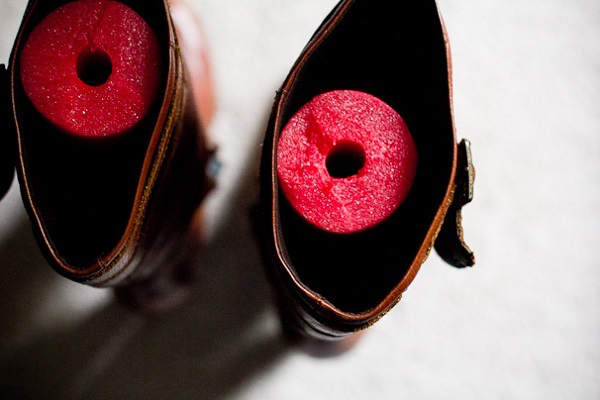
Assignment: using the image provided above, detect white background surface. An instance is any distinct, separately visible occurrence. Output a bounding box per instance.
[1,0,599,399]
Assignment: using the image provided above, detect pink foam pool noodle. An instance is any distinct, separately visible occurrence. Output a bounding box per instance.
[277,90,418,233]
[20,0,161,137]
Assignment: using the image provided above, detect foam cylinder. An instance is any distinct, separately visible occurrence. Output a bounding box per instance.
[20,0,161,137]
[277,90,418,233]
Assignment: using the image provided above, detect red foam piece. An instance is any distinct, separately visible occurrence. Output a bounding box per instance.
[277,90,418,233]
[20,0,161,137]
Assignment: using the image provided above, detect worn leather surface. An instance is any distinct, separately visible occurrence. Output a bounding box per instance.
[0,64,15,200]
[259,0,474,338]
[6,0,213,287]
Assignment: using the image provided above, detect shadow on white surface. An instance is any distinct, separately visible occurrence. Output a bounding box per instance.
[0,146,289,400]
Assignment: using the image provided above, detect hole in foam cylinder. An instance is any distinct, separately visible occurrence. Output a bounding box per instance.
[326,140,366,178]
[76,48,113,87]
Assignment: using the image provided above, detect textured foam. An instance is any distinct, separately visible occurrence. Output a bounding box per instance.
[20,0,161,137]
[277,90,418,233]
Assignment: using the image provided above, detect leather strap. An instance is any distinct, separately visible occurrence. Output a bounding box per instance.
[434,139,476,268]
